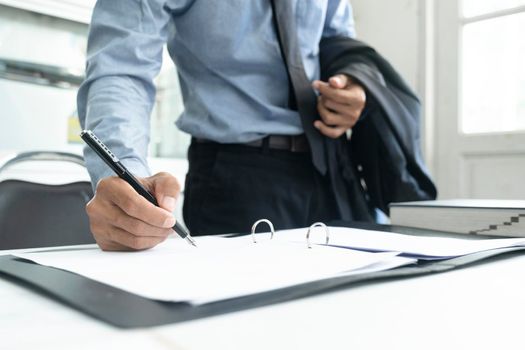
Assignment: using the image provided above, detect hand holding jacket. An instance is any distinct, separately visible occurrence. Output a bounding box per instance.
[312,74,367,138]
[319,37,437,215]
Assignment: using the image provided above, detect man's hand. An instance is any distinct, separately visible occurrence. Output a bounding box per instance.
[312,74,366,138]
[86,172,180,251]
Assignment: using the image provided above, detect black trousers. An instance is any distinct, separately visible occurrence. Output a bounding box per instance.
[183,140,353,236]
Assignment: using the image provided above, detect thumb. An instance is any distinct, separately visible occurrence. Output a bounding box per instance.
[147,172,181,213]
[329,74,349,89]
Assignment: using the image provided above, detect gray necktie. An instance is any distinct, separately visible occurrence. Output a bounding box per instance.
[270,0,327,175]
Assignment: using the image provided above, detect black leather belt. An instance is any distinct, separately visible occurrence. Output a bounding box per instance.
[194,134,310,153]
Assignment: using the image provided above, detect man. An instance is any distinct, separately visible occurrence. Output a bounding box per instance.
[78,1,381,250]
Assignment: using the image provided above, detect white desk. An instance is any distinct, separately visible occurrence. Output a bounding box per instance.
[2,252,525,350]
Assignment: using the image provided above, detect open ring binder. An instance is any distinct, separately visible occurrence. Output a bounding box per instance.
[250,220,330,249]
[2,221,525,329]
[306,222,330,248]
[251,219,275,243]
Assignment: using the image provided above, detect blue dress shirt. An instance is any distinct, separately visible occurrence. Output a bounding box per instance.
[78,0,356,186]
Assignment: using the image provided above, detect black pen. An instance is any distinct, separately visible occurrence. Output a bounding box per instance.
[80,129,197,247]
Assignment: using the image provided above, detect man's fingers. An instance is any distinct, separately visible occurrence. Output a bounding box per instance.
[314,80,346,103]
[318,97,349,126]
[313,79,366,108]
[322,97,361,123]
[116,194,175,228]
[111,207,173,237]
[313,80,355,105]
[106,226,168,251]
[95,239,129,252]
[88,175,178,251]
[345,83,367,108]
[144,172,181,213]
[98,177,175,228]
[87,193,172,237]
[328,74,350,89]
[314,120,347,139]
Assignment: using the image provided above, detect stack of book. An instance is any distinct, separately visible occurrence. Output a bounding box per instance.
[389,199,525,237]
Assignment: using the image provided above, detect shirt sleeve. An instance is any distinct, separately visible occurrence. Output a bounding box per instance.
[323,0,357,39]
[77,0,174,188]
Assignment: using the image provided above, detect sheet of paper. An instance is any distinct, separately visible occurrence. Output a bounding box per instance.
[0,244,97,256]
[269,226,525,259]
[15,236,414,304]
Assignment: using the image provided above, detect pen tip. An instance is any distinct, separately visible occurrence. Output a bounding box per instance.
[186,236,198,247]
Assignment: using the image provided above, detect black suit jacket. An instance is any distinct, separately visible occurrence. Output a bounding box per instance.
[319,37,437,216]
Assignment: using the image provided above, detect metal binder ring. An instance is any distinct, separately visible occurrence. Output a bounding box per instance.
[251,219,275,243]
[306,222,330,249]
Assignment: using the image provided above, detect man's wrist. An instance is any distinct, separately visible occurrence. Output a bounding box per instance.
[85,152,151,191]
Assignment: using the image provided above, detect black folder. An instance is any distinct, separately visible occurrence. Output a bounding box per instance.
[1,222,524,328]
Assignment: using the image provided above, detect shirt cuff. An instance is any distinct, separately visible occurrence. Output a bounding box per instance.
[84,149,151,192]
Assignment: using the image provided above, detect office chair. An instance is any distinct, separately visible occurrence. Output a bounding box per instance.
[0,151,95,249]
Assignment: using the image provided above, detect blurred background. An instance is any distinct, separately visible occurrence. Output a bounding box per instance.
[0,0,523,201]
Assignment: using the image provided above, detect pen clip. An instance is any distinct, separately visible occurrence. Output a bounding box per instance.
[80,130,123,173]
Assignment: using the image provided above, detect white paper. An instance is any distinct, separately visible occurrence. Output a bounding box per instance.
[273,226,525,259]
[14,235,414,305]
[0,244,97,256]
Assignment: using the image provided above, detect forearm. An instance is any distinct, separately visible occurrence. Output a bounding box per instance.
[76,0,172,188]
[79,76,153,188]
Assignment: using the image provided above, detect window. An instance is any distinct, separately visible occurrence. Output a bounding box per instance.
[460,0,525,133]
[433,0,525,199]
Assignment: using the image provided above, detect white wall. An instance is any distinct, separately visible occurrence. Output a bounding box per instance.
[0,5,87,153]
[351,0,423,94]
